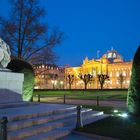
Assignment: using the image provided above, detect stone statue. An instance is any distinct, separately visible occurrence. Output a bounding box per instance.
[0,38,11,68]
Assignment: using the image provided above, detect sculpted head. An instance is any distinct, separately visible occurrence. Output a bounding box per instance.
[0,38,11,68]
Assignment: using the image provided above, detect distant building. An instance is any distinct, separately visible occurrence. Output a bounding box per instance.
[34,64,65,89]
[65,49,132,89]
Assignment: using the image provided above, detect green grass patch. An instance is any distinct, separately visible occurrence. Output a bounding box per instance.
[34,90,127,100]
[78,116,140,140]
[34,90,127,95]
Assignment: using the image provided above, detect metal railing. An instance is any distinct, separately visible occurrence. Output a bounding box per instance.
[34,94,101,106]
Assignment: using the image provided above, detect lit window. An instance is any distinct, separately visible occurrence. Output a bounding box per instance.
[116,72,119,77]
[116,80,119,84]
[107,53,112,58]
[110,72,112,77]
[113,53,116,58]
[93,71,96,77]
[122,71,126,76]
[42,65,44,68]
[127,80,130,84]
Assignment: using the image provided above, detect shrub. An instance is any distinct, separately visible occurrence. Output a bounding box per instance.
[7,59,34,101]
[127,46,140,115]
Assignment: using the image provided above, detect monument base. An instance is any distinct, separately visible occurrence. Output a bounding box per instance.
[0,71,24,103]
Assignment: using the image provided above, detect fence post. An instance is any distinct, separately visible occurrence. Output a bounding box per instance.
[38,94,40,102]
[97,96,99,106]
[76,105,83,129]
[0,116,8,140]
[64,95,66,104]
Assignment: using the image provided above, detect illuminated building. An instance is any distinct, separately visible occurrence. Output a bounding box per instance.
[65,49,132,89]
[34,64,64,89]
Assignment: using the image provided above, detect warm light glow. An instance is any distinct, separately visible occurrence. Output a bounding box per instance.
[34,86,39,89]
[54,80,57,85]
[51,80,54,84]
[60,81,63,85]
[116,72,119,77]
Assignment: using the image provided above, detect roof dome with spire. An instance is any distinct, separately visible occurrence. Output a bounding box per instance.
[101,48,124,63]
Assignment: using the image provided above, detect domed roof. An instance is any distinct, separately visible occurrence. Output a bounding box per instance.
[102,48,124,63]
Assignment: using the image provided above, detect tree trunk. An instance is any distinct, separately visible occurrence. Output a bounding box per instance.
[18,51,22,59]
[121,83,123,89]
[101,84,103,90]
[84,83,87,90]
[69,84,71,89]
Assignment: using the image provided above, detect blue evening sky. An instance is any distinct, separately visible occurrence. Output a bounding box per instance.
[0,0,140,66]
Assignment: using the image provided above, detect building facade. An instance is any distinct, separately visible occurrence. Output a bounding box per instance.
[34,64,65,89]
[65,49,132,89]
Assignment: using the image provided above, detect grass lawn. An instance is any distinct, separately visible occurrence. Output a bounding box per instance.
[34,90,127,95]
[34,90,127,100]
[78,115,140,140]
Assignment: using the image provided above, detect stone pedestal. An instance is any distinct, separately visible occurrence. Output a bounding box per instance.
[0,71,24,103]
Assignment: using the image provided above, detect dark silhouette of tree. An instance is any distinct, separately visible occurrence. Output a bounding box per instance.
[98,74,109,89]
[0,0,63,64]
[78,74,93,89]
[67,74,74,89]
[117,73,126,89]
[127,46,140,115]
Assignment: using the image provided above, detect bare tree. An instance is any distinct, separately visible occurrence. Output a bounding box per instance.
[78,73,93,89]
[118,73,126,89]
[0,0,63,64]
[67,74,74,89]
[98,74,109,89]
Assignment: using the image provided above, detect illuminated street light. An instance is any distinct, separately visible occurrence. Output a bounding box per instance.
[118,113,128,118]
[113,110,118,113]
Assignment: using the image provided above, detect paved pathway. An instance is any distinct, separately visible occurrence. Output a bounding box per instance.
[59,132,120,140]
[36,97,126,109]
[59,132,96,140]
[65,99,126,108]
